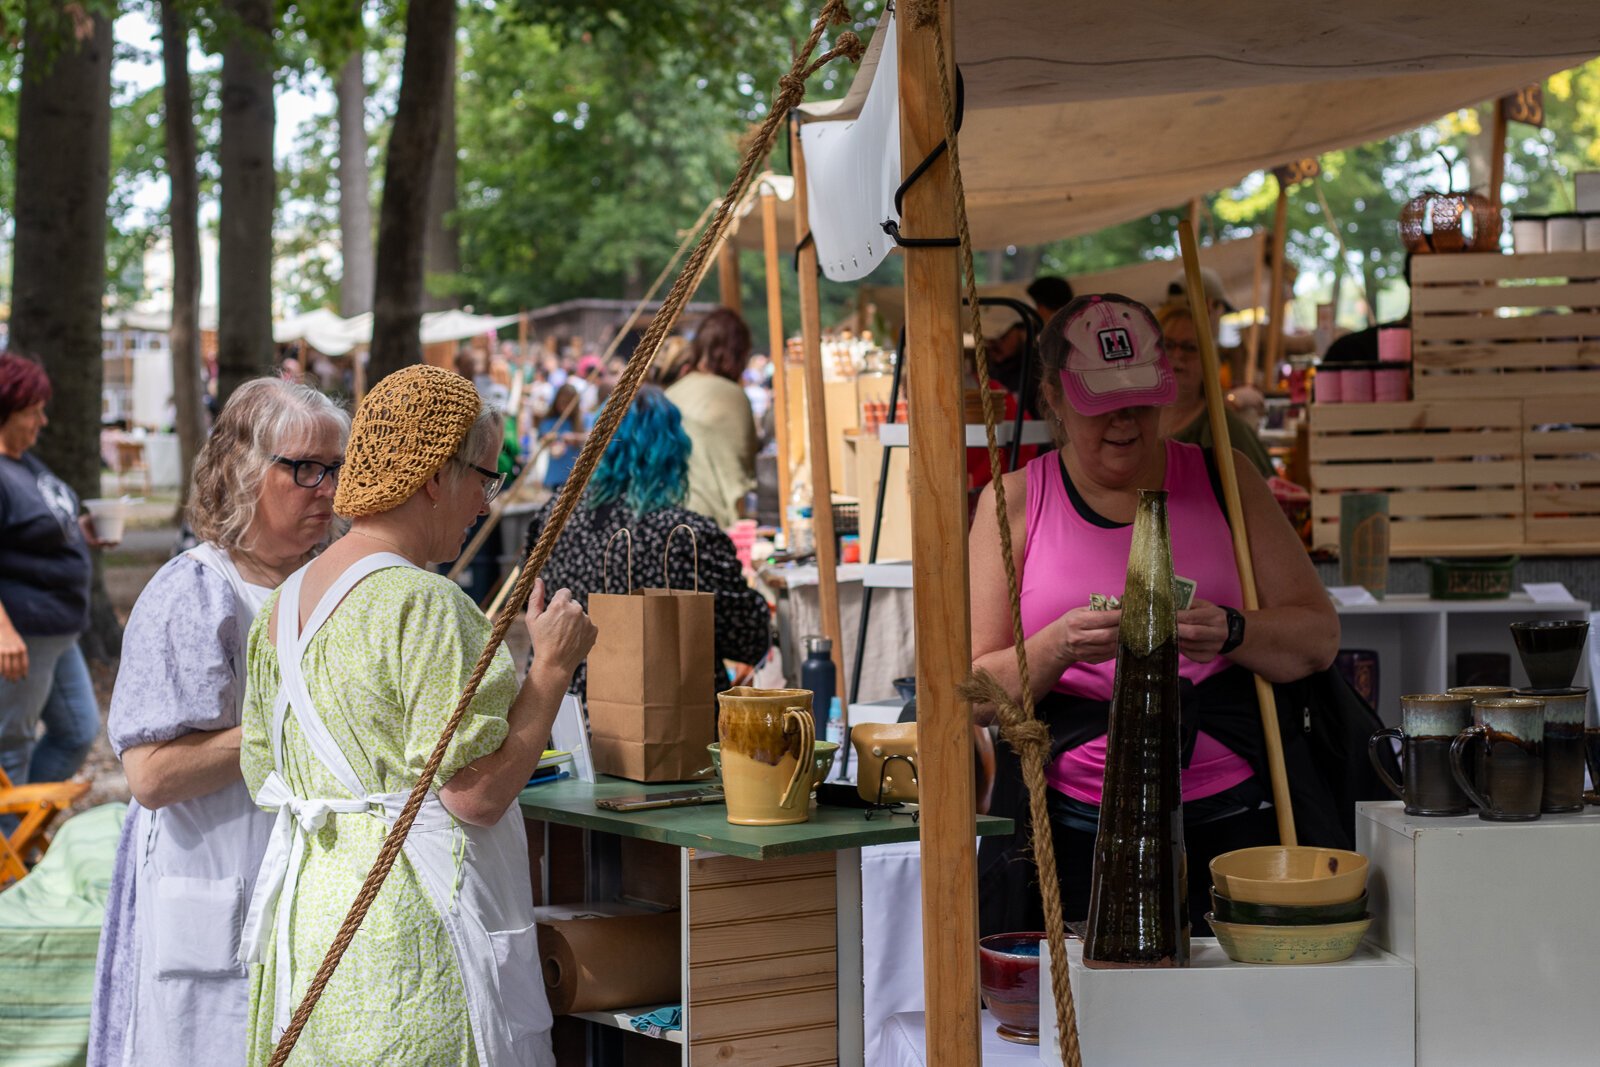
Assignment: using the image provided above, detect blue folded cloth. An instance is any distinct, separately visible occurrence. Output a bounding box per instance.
[628,1005,683,1037]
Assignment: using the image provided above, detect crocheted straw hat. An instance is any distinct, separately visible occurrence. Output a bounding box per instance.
[334,364,482,517]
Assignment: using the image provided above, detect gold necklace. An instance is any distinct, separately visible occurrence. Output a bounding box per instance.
[355,530,418,562]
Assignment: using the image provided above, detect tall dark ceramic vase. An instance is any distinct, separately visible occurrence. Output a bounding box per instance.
[1083,489,1189,968]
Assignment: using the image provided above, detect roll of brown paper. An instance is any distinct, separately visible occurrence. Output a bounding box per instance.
[537,912,681,1014]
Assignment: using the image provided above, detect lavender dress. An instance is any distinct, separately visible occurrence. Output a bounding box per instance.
[87,546,275,1066]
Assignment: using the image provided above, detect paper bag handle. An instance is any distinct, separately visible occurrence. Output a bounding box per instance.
[662,524,701,593]
[779,707,815,810]
[602,528,635,594]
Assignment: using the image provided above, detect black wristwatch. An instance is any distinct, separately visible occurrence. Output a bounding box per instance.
[1220,606,1246,655]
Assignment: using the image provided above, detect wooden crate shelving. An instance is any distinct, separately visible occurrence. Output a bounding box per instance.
[1308,400,1525,554]
[1410,251,1600,401]
[1524,396,1600,545]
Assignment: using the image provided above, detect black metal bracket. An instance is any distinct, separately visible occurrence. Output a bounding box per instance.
[881,68,965,249]
[863,753,919,821]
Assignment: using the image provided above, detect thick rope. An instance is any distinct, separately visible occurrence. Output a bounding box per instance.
[266,7,862,1062]
[902,1,1084,1061]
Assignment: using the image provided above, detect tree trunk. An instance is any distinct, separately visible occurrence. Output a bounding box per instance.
[369,0,457,380]
[11,7,118,660]
[163,0,205,510]
[217,0,276,407]
[336,50,375,319]
[422,33,460,312]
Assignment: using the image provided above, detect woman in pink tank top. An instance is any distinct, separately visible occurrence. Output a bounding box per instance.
[968,294,1338,938]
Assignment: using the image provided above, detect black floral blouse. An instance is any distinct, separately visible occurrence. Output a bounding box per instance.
[523,500,772,696]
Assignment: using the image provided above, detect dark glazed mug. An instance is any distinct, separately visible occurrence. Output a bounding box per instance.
[1517,686,1589,813]
[1369,694,1474,816]
[1450,698,1546,822]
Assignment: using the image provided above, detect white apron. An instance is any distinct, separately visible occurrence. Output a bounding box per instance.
[120,543,275,1067]
[240,553,553,1066]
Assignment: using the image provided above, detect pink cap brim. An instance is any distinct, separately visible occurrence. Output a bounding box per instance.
[1059,366,1176,417]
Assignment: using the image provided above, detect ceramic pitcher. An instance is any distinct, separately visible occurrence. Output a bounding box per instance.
[716,687,815,825]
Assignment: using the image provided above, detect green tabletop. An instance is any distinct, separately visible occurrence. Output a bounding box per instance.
[518,776,1012,861]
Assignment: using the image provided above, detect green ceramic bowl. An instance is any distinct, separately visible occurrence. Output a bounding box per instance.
[1211,888,1369,927]
[1209,914,1372,965]
[707,741,839,792]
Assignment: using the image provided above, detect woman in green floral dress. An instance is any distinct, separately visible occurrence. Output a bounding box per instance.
[239,366,597,1066]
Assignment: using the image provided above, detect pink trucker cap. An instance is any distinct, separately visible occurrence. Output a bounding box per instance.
[1056,294,1175,416]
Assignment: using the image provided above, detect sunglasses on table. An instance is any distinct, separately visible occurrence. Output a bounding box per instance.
[271,455,342,488]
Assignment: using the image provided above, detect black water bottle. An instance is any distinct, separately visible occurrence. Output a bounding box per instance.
[800,635,836,727]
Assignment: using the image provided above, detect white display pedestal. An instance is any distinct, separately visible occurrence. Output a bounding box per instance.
[1359,800,1600,1066]
[1039,938,1413,1066]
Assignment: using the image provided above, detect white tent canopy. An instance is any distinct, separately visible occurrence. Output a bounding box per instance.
[798,1,1600,266]
[272,309,522,356]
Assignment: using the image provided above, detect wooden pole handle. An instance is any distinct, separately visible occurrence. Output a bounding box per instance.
[1178,219,1297,847]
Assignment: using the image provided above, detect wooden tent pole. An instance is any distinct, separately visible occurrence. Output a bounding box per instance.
[1245,229,1266,387]
[1489,97,1508,244]
[1264,182,1291,377]
[718,235,743,313]
[761,184,794,546]
[790,127,846,690]
[1180,219,1297,846]
[898,4,982,1063]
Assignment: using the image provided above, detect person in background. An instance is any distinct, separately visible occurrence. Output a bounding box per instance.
[1155,302,1275,478]
[666,308,760,528]
[648,336,695,389]
[0,352,108,802]
[239,365,594,1065]
[540,382,585,494]
[990,276,1075,412]
[89,379,350,1066]
[524,385,770,698]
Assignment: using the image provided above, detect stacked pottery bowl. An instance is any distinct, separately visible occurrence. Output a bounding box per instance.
[1207,846,1372,964]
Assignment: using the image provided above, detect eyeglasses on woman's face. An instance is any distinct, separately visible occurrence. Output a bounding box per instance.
[271,454,342,489]
[454,458,507,504]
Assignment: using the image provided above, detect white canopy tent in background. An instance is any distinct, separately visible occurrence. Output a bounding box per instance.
[271,308,523,356]
[798,1,1600,269]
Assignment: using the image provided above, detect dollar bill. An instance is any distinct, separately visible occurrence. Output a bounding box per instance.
[1173,575,1197,611]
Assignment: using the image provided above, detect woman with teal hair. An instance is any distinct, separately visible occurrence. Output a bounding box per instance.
[524,385,770,695]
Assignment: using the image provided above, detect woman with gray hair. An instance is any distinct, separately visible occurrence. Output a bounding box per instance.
[238,365,595,1065]
[89,378,350,1066]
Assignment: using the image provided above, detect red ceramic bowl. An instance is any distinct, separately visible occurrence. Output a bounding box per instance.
[978,932,1043,1045]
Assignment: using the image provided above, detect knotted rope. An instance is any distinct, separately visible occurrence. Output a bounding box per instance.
[898,0,1083,1061]
[266,6,863,1062]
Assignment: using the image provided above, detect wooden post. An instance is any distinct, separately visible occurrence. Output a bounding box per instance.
[790,127,847,691]
[1489,98,1508,245]
[1181,219,1297,847]
[1264,182,1291,376]
[718,235,742,313]
[761,185,793,545]
[352,345,367,404]
[517,311,528,357]
[1245,229,1266,387]
[897,6,982,1063]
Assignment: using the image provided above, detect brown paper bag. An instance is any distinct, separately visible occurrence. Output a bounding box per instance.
[585,526,717,782]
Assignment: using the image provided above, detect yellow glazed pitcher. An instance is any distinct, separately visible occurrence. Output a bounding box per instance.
[715,687,815,825]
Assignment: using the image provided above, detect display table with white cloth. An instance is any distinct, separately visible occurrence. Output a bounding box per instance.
[878,1010,1041,1066]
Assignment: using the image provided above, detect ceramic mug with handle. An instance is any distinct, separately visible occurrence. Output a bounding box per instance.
[715,687,815,826]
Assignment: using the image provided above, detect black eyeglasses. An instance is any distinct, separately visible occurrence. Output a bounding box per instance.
[454,458,508,504]
[271,455,342,489]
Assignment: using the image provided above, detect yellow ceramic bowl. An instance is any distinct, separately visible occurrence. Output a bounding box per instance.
[1208,914,1372,965]
[1209,846,1369,906]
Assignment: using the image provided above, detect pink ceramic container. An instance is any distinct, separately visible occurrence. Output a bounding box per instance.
[1378,327,1412,363]
[1314,368,1343,404]
[1343,367,1375,404]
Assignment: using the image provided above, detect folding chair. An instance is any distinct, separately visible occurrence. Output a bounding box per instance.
[0,766,89,887]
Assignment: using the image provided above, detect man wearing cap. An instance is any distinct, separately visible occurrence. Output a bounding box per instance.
[968,294,1341,937]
